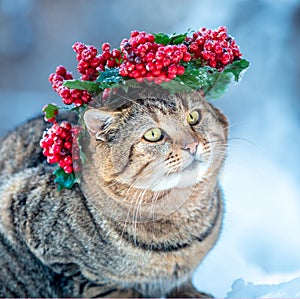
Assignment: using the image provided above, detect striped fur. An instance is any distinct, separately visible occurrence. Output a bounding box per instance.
[0,91,228,297]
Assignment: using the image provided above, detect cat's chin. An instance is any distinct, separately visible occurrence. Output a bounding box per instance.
[149,160,210,191]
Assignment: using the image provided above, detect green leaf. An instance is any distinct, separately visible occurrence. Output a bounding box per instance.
[223,59,250,82]
[153,32,171,45]
[174,61,213,91]
[204,59,250,99]
[96,68,125,89]
[96,68,122,83]
[169,33,187,45]
[163,58,250,99]
[63,80,102,93]
[42,103,59,120]
[203,71,233,99]
[53,167,77,191]
[153,32,187,45]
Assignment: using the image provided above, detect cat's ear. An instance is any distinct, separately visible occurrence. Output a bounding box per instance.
[83,109,114,141]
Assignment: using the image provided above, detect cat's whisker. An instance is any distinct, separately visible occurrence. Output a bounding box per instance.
[122,187,141,236]
[132,189,147,242]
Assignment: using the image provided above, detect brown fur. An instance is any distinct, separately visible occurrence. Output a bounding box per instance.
[0,89,228,297]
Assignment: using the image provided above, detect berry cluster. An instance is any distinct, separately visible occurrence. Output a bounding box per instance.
[185,26,242,69]
[119,31,191,84]
[73,42,122,81]
[49,65,92,107]
[40,122,82,174]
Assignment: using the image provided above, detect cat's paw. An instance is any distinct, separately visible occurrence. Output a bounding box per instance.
[81,283,143,298]
[167,281,213,298]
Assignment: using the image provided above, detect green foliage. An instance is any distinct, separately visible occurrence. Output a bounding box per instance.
[96,67,123,87]
[42,103,59,119]
[223,59,250,81]
[153,32,188,45]
[53,167,77,191]
[63,80,102,93]
[161,59,249,99]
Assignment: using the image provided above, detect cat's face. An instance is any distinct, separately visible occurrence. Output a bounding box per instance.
[84,92,228,192]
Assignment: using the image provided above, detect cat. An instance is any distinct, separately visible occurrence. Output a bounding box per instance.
[0,87,228,297]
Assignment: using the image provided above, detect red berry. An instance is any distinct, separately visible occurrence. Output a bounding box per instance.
[64,142,72,150]
[73,98,83,107]
[201,51,211,61]
[189,42,199,52]
[177,65,185,75]
[89,46,97,57]
[182,52,191,62]
[56,65,67,76]
[64,156,73,165]
[61,122,72,131]
[137,35,146,44]
[102,51,111,60]
[107,60,115,68]
[81,49,93,61]
[130,30,139,38]
[111,49,121,58]
[102,42,111,52]
[196,36,205,45]
[63,165,73,174]
[155,61,163,70]
[90,57,101,68]
[152,69,161,76]
[146,52,155,62]
[146,34,155,43]
[71,89,82,99]
[64,72,73,80]
[63,97,73,105]
[168,64,177,75]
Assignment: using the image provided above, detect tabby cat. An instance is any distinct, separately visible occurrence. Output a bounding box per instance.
[0,88,228,297]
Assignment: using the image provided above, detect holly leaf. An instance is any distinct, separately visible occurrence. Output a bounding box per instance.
[42,103,59,120]
[154,32,187,45]
[53,167,77,191]
[169,33,187,45]
[96,68,122,83]
[165,58,249,99]
[153,33,171,45]
[63,80,102,93]
[173,60,213,90]
[223,59,250,82]
[204,59,250,99]
[203,71,233,99]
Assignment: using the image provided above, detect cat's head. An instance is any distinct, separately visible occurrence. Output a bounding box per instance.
[83,90,228,193]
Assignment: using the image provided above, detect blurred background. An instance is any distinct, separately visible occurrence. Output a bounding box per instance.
[1,0,300,297]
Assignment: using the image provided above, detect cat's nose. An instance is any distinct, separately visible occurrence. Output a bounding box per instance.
[183,141,199,155]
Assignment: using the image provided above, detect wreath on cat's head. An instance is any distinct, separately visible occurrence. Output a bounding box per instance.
[40,26,249,190]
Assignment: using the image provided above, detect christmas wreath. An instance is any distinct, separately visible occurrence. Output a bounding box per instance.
[40,26,249,190]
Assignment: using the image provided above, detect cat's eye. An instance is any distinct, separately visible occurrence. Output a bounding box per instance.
[143,128,162,142]
[187,110,200,125]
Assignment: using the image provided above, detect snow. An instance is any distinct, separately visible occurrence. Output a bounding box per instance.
[226,277,300,298]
